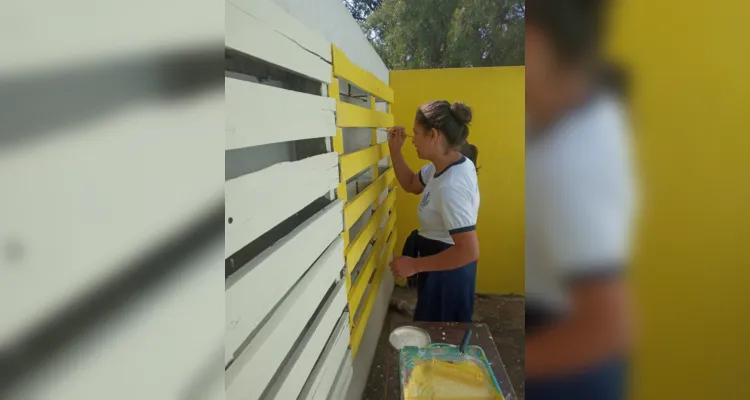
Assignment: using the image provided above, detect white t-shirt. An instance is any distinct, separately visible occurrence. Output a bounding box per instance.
[526,93,638,311]
[417,156,480,245]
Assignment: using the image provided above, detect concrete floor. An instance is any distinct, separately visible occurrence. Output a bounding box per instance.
[363,286,525,399]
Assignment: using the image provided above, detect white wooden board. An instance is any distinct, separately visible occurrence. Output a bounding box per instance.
[329,350,354,400]
[226,0,332,83]
[0,89,224,348]
[225,152,339,257]
[230,0,330,62]
[225,237,345,400]
[7,237,224,400]
[226,78,336,149]
[0,0,220,77]
[264,280,347,400]
[299,315,351,400]
[225,200,343,364]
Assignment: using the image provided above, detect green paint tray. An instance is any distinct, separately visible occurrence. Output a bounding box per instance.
[398,343,505,399]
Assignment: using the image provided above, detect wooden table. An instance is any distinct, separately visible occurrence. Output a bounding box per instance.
[383,321,518,400]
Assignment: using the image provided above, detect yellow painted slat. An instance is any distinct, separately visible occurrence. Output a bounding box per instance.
[370,95,380,181]
[347,244,383,324]
[339,142,389,182]
[328,76,340,99]
[333,130,349,251]
[336,101,394,128]
[350,268,384,359]
[328,76,350,286]
[345,189,396,274]
[332,46,394,103]
[350,226,397,359]
[332,128,344,154]
[347,209,397,321]
[379,210,398,261]
[343,168,395,230]
[339,187,350,249]
[350,232,396,358]
[335,181,347,202]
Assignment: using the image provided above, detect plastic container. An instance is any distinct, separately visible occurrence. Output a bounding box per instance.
[399,343,505,400]
[389,326,431,350]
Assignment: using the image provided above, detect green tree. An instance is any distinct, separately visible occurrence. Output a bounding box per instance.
[346,0,524,69]
[344,0,383,23]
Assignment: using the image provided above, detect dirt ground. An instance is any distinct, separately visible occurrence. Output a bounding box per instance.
[363,286,525,399]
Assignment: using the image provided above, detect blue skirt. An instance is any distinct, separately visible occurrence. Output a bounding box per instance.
[403,231,477,323]
[526,303,628,400]
[525,359,627,400]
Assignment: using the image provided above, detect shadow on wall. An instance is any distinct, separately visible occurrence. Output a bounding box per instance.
[390,67,525,295]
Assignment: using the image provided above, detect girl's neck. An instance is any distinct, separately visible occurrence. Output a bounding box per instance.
[431,150,463,175]
[531,91,596,132]
[534,76,595,130]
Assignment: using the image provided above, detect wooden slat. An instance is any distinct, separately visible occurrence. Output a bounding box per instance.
[0,89,223,347]
[8,238,224,399]
[329,82,345,203]
[336,101,394,128]
[347,251,381,326]
[350,224,397,359]
[225,201,343,364]
[330,350,354,399]
[328,73,350,251]
[370,95,381,182]
[332,46,394,103]
[226,78,335,149]
[343,168,395,230]
[225,152,339,257]
[346,269,394,400]
[264,279,347,400]
[347,206,396,321]
[226,0,331,83]
[230,0,331,61]
[339,142,389,181]
[226,238,345,400]
[328,77,341,105]
[345,189,396,274]
[299,315,350,400]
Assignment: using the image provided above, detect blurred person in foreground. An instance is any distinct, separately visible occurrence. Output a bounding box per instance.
[525,0,638,399]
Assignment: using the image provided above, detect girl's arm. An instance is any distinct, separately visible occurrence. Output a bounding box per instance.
[388,127,424,194]
[413,230,479,272]
[391,179,480,277]
[416,180,479,271]
[526,277,633,378]
[391,150,424,194]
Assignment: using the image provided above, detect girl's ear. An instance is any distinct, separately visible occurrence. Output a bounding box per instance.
[430,127,440,142]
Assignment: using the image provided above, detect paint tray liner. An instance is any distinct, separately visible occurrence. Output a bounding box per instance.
[399,344,505,400]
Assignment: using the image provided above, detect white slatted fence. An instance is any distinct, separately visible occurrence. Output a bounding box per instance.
[223,0,354,399]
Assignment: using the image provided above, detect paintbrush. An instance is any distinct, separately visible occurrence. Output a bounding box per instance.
[459,327,472,354]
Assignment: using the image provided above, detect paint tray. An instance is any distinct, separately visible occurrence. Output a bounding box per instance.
[398,344,505,400]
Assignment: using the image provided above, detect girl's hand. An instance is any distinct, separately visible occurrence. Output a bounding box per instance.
[390,256,419,278]
[387,126,407,153]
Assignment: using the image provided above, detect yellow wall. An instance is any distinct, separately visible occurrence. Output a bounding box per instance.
[389,67,525,295]
[608,2,750,398]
